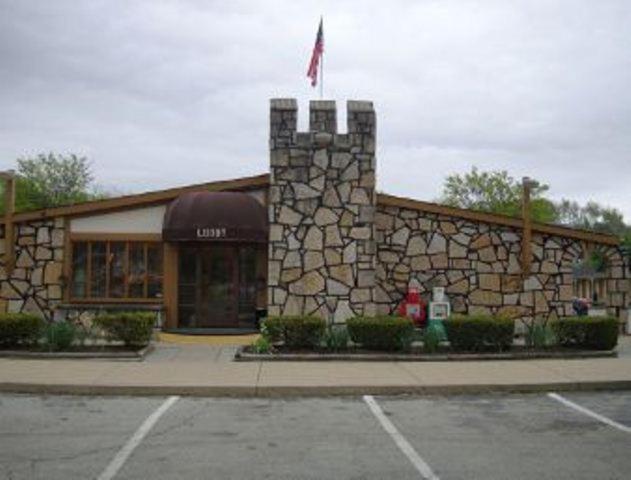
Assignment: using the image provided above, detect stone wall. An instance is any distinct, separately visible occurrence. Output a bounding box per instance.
[0,218,65,319]
[375,204,629,321]
[267,99,377,322]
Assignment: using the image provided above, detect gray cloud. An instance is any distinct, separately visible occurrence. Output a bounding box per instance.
[1,0,630,217]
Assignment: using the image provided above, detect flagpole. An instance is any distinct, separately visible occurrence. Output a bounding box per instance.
[320,50,324,99]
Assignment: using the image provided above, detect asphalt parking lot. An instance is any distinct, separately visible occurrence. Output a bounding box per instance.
[1,391,630,480]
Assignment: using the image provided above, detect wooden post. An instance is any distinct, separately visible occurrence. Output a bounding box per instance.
[521,177,533,277]
[1,171,16,276]
[162,242,178,330]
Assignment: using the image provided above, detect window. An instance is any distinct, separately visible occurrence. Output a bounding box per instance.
[71,240,163,300]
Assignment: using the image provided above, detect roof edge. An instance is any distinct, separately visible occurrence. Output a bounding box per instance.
[3,173,270,224]
[1,173,619,246]
[377,193,620,246]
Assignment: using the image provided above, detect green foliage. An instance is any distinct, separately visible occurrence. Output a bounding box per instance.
[0,153,108,214]
[444,314,515,352]
[440,167,556,223]
[322,324,349,352]
[261,316,326,349]
[251,336,272,354]
[422,326,441,353]
[0,313,45,347]
[555,199,630,237]
[43,321,77,351]
[440,167,631,236]
[346,316,415,351]
[93,312,155,347]
[524,323,557,349]
[550,316,618,350]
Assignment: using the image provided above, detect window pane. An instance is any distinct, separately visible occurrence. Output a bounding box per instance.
[109,242,126,298]
[128,243,146,298]
[147,244,163,298]
[72,242,88,298]
[90,242,107,297]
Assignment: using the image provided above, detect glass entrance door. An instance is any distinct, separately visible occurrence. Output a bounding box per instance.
[198,246,237,327]
[177,244,261,329]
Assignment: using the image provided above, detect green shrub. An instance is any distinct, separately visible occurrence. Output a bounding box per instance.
[43,321,77,351]
[422,326,441,353]
[551,316,618,350]
[444,314,515,352]
[251,335,272,354]
[261,316,326,349]
[347,316,415,351]
[0,313,45,347]
[525,322,557,349]
[322,324,349,352]
[93,312,155,347]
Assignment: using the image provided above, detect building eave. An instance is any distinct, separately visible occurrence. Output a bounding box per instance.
[1,173,619,246]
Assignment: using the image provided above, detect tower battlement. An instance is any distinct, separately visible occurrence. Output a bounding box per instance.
[267,99,377,322]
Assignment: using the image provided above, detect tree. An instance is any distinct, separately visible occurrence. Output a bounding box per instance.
[0,153,105,213]
[555,199,629,236]
[440,167,557,223]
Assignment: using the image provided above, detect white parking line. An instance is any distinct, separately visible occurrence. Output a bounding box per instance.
[548,392,631,434]
[363,395,440,480]
[97,395,180,480]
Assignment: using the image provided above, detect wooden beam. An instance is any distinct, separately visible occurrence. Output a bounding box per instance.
[377,193,620,246]
[3,172,15,276]
[162,242,178,329]
[2,173,270,225]
[69,232,162,242]
[521,178,533,276]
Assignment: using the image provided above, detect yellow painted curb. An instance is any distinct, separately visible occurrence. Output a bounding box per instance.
[157,332,259,346]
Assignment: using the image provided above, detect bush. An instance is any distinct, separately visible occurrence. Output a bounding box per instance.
[525,322,557,349]
[322,324,349,352]
[93,312,155,347]
[422,326,441,353]
[347,316,415,351]
[43,321,77,351]
[551,316,618,350]
[444,314,514,352]
[251,335,272,354]
[0,313,44,347]
[262,316,326,349]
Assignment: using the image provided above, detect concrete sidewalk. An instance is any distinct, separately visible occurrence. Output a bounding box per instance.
[1,338,631,397]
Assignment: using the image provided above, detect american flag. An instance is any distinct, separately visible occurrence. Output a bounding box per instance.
[307,18,324,87]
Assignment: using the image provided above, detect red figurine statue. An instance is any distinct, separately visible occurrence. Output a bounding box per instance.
[397,280,427,328]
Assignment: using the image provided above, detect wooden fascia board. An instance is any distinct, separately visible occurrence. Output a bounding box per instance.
[3,173,270,225]
[377,193,620,246]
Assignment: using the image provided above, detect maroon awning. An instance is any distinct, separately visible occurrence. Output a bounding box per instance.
[162,191,268,243]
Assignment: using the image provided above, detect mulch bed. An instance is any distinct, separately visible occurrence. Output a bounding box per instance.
[236,345,617,362]
[0,344,153,360]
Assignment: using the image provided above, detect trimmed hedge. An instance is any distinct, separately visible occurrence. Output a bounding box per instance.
[347,316,415,351]
[0,313,45,347]
[444,314,514,352]
[263,316,326,348]
[551,316,618,350]
[93,312,155,347]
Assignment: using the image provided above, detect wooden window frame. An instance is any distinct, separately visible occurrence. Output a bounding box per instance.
[67,233,163,304]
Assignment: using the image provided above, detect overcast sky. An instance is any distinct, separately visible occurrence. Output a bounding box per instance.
[1,0,630,218]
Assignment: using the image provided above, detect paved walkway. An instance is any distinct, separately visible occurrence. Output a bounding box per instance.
[1,338,630,397]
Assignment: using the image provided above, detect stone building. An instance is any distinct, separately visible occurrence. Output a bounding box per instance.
[0,99,628,331]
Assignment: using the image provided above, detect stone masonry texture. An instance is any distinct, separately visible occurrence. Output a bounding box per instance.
[268,99,377,322]
[374,205,629,323]
[0,218,65,320]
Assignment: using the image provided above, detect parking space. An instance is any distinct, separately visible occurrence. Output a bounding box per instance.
[0,392,630,480]
[377,392,631,480]
[0,395,166,480]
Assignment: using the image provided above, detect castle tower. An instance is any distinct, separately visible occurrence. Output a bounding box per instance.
[267,99,377,322]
